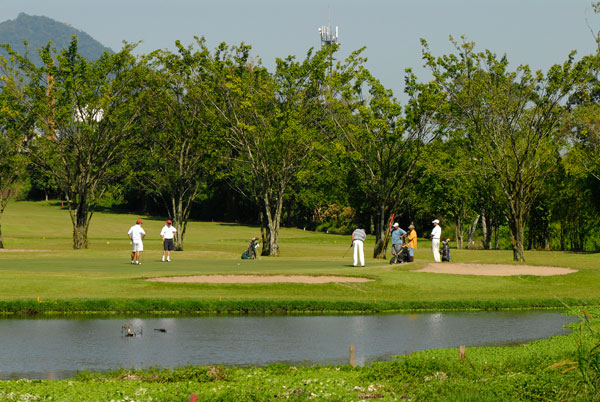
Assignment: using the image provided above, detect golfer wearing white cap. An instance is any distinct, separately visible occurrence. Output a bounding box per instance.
[390,223,406,263]
[431,219,442,263]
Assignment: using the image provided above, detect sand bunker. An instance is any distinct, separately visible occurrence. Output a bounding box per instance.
[147,264,576,283]
[413,263,577,277]
[147,275,375,284]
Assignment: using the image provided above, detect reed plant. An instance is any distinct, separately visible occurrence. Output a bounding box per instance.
[574,308,600,400]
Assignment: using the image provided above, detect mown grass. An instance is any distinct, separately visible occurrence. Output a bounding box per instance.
[0,201,599,313]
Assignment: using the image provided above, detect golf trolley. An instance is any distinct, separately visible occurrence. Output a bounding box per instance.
[441,238,451,262]
[390,237,410,264]
[241,237,260,260]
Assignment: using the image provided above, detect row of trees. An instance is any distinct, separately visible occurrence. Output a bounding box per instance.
[1,33,600,261]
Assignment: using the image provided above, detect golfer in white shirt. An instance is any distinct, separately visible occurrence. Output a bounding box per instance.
[431,219,442,263]
[128,219,146,265]
[160,219,177,262]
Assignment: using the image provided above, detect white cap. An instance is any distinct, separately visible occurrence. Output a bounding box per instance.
[393,223,399,227]
[432,219,440,224]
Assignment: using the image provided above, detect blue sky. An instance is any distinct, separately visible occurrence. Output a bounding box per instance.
[1,0,598,99]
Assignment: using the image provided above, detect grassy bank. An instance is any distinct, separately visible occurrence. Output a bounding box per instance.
[1,201,600,313]
[0,298,587,315]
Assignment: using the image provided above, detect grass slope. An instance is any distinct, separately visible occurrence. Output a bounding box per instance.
[0,201,598,312]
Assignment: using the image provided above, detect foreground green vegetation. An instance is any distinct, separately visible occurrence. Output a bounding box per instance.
[1,308,599,401]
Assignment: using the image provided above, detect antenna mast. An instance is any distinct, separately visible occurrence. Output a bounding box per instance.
[318,7,338,47]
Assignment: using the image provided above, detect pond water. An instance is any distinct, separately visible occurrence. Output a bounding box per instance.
[0,311,578,380]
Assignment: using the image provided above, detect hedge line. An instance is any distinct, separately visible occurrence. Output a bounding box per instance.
[0,297,594,315]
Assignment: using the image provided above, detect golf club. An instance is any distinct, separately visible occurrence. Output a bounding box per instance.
[342,243,353,258]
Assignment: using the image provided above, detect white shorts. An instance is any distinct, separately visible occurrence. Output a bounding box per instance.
[132,241,143,252]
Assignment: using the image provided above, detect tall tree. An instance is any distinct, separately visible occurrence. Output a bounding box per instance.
[423,37,578,261]
[9,39,144,248]
[328,51,442,257]
[0,56,33,248]
[0,130,26,249]
[0,49,33,248]
[136,39,222,250]
[563,51,600,183]
[209,44,332,256]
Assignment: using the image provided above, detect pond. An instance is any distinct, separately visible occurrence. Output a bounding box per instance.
[0,310,578,380]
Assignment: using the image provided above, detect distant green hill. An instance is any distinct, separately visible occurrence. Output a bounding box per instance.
[0,12,112,65]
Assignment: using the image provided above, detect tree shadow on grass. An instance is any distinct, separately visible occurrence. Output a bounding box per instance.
[46,201,173,222]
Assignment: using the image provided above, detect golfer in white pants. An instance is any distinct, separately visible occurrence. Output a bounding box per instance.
[351,228,367,267]
[128,219,146,265]
[431,219,442,263]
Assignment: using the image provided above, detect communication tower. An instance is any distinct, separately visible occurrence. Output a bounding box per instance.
[318,9,338,46]
[318,24,338,46]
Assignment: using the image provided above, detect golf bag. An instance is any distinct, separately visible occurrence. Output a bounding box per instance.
[241,238,259,260]
[441,239,451,262]
[390,246,410,264]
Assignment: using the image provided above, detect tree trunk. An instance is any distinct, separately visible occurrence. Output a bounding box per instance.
[466,214,479,248]
[268,220,280,256]
[175,219,188,252]
[494,224,499,250]
[72,203,90,249]
[482,212,494,249]
[0,205,5,249]
[260,191,283,256]
[508,214,525,262]
[373,205,387,259]
[455,215,463,249]
[0,193,10,249]
[261,219,280,256]
[73,223,88,249]
[165,182,200,252]
[66,194,91,250]
[260,223,271,255]
[175,197,184,251]
[172,215,186,251]
[172,195,186,251]
[174,221,184,251]
[481,212,487,248]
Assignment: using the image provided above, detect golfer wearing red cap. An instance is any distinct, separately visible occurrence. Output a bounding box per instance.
[160,219,177,262]
[128,219,146,265]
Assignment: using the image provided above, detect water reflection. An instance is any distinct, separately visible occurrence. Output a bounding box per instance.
[0,311,578,380]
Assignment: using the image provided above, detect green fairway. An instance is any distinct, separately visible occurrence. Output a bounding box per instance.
[0,201,599,311]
